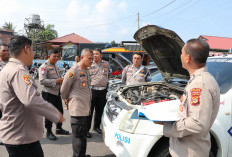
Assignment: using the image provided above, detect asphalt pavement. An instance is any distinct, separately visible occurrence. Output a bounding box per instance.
[0,79,115,157]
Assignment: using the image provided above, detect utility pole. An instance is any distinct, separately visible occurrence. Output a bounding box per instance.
[137,12,140,29]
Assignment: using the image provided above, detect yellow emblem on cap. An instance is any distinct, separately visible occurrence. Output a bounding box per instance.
[69,72,74,79]
[23,75,32,85]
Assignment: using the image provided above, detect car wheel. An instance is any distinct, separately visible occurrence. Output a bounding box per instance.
[148,142,171,157]
[148,142,215,157]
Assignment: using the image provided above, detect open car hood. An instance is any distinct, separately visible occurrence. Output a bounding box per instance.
[134,25,189,80]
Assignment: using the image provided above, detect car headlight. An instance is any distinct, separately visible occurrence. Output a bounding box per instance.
[105,99,123,122]
[119,109,139,133]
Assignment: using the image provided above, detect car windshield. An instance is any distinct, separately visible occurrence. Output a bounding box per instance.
[206,57,232,94]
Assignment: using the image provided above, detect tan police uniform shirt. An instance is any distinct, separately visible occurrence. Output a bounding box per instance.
[61,62,91,117]
[121,65,151,85]
[163,67,220,157]
[0,58,60,145]
[0,60,8,71]
[39,61,61,96]
[89,60,110,87]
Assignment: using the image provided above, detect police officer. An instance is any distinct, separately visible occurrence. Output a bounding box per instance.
[39,49,69,140]
[0,43,9,145]
[122,52,151,85]
[87,48,110,137]
[61,48,93,157]
[161,39,220,156]
[0,36,65,157]
[0,43,9,71]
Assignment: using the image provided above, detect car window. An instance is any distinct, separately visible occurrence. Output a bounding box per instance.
[151,71,163,82]
[207,58,232,94]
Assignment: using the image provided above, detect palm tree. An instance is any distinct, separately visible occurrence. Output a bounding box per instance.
[2,22,16,32]
[45,24,58,38]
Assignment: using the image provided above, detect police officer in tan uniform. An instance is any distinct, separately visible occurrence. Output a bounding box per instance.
[162,39,220,157]
[122,52,151,85]
[0,36,65,157]
[61,48,93,157]
[0,43,9,72]
[0,43,9,145]
[39,49,69,140]
[87,48,110,137]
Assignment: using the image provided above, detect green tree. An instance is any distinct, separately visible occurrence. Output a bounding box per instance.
[2,22,16,32]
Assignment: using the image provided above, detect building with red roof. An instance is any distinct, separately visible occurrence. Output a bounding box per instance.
[48,33,93,47]
[199,35,232,54]
[0,29,14,44]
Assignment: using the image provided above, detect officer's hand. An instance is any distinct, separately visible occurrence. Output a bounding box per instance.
[56,78,63,85]
[64,99,69,110]
[58,112,65,123]
[154,122,164,125]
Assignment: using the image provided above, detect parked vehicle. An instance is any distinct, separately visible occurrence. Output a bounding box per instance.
[101,25,232,157]
[29,62,41,79]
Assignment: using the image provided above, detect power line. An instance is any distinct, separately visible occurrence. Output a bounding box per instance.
[141,0,177,17]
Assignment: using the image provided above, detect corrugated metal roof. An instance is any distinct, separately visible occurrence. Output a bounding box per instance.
[199,35,232,50]
[48,33,93,44]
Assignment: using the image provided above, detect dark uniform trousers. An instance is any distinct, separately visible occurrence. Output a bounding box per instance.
[71,116,88,157]
[42,91,63,130]
[5,141,44,157]
[88,88,107,131]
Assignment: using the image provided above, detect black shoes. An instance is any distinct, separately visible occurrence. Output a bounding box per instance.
[46,131,57,140]
[0,140,3,145]
[94,128,102,134]
[85,155,91,157]
[86,132,92,138]
[56,128,69,135]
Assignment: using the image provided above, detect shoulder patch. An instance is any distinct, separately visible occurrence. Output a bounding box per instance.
[23,75,32,85]
[68,72,74,79]
[190,88,202,106]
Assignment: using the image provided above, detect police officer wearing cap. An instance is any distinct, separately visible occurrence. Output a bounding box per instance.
[87,48,110,137]
[160,39,220,157]
[0,43,9,145]
[39,49,69,140]
[0,36,65,157]
[122,52,151,85]
[61,48,93,157]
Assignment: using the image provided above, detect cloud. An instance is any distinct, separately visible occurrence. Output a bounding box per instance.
[117,1,127,10]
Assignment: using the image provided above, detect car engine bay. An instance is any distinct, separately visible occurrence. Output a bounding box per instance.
[120,83,183,105]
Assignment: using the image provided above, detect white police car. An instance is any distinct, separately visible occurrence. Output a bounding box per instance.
[101,25,232,157]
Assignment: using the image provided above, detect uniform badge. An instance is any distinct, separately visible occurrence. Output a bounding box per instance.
[80,71,84,75]
[69,72,74,79]
[41,67,45,75]
[180,95,183,103]
[179,105,183,112]
[104,63,108,66]
[23,75,32,85]
[50,70,55,74]
[140,74,144,77]
[104,68,108,72]
[49,66,53,69]
[82,82,86,87]
[82,78,86,81]
[190,88,202,106]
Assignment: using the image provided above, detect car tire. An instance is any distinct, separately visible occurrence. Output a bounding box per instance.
[148,141,215,157]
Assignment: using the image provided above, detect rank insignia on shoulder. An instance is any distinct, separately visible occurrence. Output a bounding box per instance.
[190,88,202,106]
[69,72,74,79]
[82,82,86,87]
[80,71,84,75]
[23,75,32,85]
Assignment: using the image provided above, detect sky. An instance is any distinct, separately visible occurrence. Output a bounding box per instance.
[0,0,232,43]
